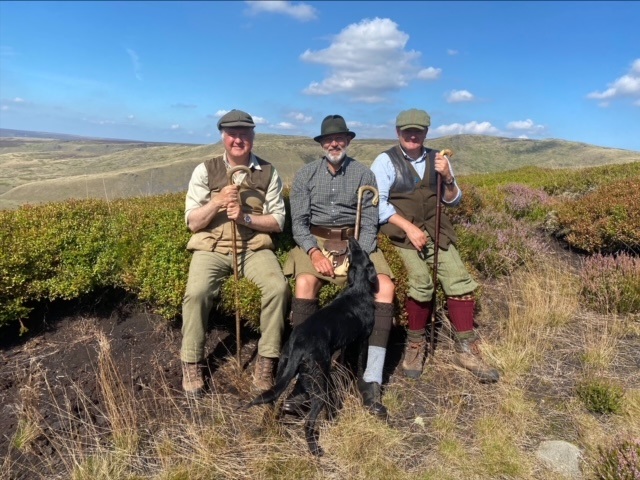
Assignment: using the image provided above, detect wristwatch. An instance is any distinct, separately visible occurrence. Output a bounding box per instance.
[444,176,455,186]
[243,214,252,225]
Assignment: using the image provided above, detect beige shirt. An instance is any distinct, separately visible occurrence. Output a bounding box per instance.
[185,152,286,231]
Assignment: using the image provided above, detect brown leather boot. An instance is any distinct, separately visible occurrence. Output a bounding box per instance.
[402,339,427,379]
[181,362,205,397]
[453,333,499,383]
[253,355,276,391]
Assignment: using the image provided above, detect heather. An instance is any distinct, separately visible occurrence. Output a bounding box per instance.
[2,162,639,479]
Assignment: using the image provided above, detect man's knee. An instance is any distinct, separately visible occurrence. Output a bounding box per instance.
[294,274,322,299]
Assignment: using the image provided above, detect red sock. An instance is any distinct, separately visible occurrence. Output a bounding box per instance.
[405,297,432,331]
[447,297,475,333]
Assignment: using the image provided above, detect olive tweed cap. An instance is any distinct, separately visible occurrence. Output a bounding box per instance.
[396,109,431,130]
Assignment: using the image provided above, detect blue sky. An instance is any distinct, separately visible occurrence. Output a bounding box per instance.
[1,1,638,150]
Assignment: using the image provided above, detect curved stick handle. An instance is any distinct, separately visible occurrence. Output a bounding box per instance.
[355,185,379,241]
[226,165,252,186]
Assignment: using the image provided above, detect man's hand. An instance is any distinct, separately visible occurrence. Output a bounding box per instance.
[406,223,430,252]
[226,200,243,222]
[309,248,335,278]
[214,184,240,209]
[434,152,454,184]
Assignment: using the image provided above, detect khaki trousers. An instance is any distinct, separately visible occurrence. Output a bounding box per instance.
[181,249,290,363]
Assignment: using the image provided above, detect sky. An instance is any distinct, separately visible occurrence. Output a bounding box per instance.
[1,1,639,150]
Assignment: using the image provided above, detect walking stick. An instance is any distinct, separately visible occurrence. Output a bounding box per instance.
[355,186,379,241]
[428,149,453,357]
[342,186,378,369]
[226,165,252,364]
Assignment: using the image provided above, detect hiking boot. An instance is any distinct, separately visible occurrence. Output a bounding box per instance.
[402,340,427,379]
[253,355,276,392]
[181,362,205,397]
[453,335,500,383]
[357,379,388,420]
[282,391,311,416]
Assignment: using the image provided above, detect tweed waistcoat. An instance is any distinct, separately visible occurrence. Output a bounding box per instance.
[380,146,457,250]
[186,155,275,254]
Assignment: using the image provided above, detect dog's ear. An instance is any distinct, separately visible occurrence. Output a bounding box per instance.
[367,261,379,291]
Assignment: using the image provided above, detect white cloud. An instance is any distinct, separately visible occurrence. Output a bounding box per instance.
[433,121,500,136]
[126,48,143,81]
[300,17,440,102]
[1,97,31,110]
[274,122,295,129]
[214,110,229,117]
[245,1,317,22]
[506,118,545,135]
[587,58,640,104]
[447,49,458,56]
[170,124,180,130]
[446,89,474,103]
[287,111,313,123]
[417,67,441,80]
[127,114,135,119]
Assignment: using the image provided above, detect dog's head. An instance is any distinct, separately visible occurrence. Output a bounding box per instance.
[347,237,379,292]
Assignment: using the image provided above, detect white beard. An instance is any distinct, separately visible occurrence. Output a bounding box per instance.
[324,146,347,165]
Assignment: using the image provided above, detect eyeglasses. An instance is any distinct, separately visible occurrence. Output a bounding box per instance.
[321,134,349,145]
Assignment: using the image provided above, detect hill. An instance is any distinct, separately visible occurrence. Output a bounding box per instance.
[1,129,639,209]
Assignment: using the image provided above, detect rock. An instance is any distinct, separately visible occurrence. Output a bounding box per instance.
[535,440,583,479]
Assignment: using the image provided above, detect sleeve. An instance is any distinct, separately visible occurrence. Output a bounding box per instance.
[263,167,286,231]
[369,152,397,224]
[441,161,463,206]
[357,169,380,254]
[290,165,317,253]
[185,163,209,225]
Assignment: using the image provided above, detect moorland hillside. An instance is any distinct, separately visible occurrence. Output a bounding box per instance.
[1,129,639,210]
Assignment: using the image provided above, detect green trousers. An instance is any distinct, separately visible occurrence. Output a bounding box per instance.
[395,243,478,302]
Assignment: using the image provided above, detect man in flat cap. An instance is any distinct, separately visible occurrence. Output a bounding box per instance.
[180,109,290,397]
[370,108,499,384]
[283,114,396,419]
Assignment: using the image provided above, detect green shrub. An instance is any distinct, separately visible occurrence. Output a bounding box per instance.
[576,377,624,415]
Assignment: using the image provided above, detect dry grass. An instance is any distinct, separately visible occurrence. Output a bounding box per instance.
[4,253,639,479]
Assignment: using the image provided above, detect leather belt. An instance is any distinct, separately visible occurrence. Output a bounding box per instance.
[310,225,355,240]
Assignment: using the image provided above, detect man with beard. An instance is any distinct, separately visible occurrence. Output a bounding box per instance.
[283,114,395,419]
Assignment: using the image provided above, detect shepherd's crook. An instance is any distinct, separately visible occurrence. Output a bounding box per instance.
[227,165,252,364]
[355,186,379,241]
[429,149,454,357]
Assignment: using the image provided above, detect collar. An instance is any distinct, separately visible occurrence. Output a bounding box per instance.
[323,155,349,175]
[399,145,427,163]
[223,152,262,170]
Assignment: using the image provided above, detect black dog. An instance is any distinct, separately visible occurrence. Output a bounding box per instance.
[246,236,378,456]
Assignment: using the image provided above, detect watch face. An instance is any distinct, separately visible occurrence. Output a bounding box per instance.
[244,214,251,224]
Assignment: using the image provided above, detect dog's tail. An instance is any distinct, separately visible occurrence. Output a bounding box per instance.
[246,351,300,408]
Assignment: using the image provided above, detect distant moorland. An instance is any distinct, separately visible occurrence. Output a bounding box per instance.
[1,128,639,210]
